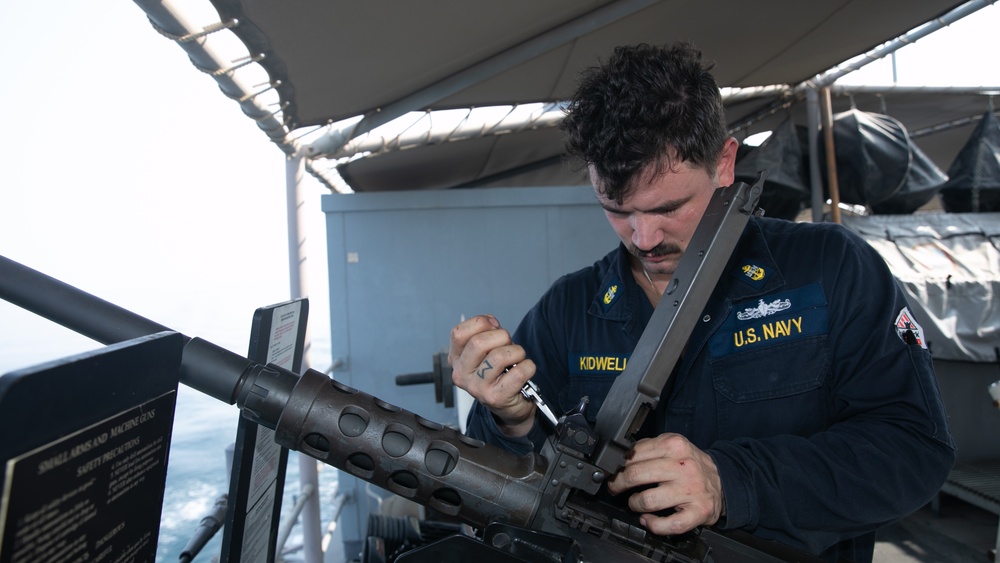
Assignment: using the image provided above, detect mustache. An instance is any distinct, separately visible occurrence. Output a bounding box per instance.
[627,243,682,258]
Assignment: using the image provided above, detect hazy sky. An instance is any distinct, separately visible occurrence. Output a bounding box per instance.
[0,2,330,374]
[1,2,998,375]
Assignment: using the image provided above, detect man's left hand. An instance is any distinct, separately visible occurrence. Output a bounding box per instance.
[606,433,725,536]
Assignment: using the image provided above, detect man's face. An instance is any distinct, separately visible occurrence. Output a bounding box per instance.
[593,139,737,280]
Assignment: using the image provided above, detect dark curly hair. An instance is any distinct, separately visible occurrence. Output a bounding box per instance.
[561,42,727,204]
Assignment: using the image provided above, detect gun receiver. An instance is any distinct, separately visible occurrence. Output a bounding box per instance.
[0,172,822,562]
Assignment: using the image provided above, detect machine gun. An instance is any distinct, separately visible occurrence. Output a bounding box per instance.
[0,173,821,562]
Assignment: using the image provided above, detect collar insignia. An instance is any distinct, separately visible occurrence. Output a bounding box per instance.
[742,264,766,281]
[603,284,619,307]
[732,263,768,289]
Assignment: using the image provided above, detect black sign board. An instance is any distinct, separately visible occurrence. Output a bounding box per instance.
[0,331,182,563]
[220,299,308,563]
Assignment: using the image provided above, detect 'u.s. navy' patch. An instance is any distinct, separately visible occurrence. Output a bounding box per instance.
[731,263,768,289]
[601,279,621,312]
[894,307,928,349]
[709,283,829,357]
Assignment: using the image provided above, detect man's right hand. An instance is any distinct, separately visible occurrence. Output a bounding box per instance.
[448,315,536,437]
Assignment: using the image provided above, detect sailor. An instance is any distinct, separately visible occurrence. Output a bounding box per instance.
[448,42,955,562]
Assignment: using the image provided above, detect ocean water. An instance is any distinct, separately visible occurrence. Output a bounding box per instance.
[157,387,239,560]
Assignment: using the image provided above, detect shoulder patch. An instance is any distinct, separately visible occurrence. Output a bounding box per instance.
[895,307,928,349]
[732,263,768,289]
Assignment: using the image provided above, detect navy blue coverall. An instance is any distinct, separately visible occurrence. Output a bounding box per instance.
[465,216,955,562]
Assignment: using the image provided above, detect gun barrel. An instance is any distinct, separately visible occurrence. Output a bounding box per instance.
[0,254,260,404]
[0,255,173,345]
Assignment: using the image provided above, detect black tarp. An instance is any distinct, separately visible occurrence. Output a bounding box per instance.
[827,109,948,214]
[940,111,1000,213]
[735,118,810,220]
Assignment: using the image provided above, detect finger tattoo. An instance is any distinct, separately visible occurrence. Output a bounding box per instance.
[476,359,494,379]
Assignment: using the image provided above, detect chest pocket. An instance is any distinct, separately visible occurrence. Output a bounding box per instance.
[707,284,833,438]
[709,337,831,438]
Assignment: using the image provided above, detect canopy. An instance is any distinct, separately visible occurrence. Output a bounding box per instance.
[208,0,965,128]
[134,0,999,194]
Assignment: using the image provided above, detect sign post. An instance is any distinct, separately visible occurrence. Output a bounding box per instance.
[220,299,309,563]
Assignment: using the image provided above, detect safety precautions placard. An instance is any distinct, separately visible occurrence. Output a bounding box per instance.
[0,391,175,563]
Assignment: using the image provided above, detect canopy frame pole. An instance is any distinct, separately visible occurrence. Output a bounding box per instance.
[806,87,825,222]
[820,87,842,223]
[284,153,325,563]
